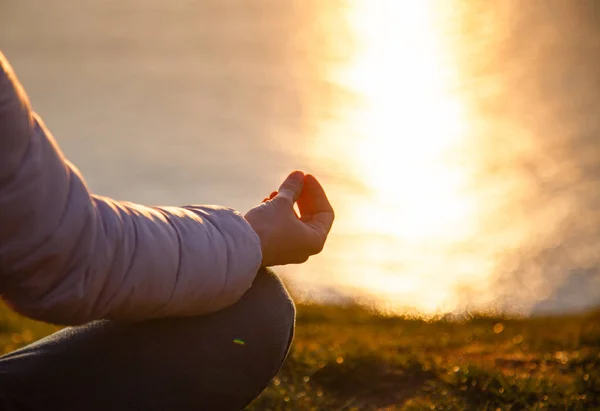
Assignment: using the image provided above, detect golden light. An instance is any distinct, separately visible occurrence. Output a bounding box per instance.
[299,0,492,314]
[333,0,474,243]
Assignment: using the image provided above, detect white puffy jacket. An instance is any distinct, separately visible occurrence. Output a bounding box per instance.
[0,52,262,325]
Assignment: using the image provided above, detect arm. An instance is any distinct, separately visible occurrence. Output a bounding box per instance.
[0,52,262,325]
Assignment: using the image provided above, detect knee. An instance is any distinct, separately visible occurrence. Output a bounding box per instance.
[243,267,296,361]
[219,269,295,407]
[249,268,296,327]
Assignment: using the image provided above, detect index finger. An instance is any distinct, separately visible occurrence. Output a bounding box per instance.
[307,211,335,236]
[303,174,334,233]
[304,174,334,214]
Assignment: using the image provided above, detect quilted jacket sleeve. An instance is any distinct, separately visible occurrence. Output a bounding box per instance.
[0,51,262,325]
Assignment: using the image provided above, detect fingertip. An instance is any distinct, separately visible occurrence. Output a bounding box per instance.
[304,174,324,195]
[289,170,306,180]
[303,174,334,213]
[304,173,321,187]
[277,170,306,203]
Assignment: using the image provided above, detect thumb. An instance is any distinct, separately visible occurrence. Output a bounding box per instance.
[276,170,305,204]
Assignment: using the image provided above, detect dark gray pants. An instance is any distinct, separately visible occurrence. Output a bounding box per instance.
[0,269,295,410]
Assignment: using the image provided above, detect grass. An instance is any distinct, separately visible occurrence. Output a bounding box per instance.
[0,302,598,410]
[246,304,600,410]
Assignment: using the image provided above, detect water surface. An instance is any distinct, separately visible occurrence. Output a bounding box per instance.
[2,0,599,315]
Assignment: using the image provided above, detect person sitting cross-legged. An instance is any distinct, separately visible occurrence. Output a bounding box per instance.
[0,51,334,410]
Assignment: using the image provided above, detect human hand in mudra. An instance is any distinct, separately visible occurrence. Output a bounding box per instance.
[245,171,335,267]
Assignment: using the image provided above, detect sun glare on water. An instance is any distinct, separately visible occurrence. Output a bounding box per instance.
[339,0,473,242]
[304,0,490,313]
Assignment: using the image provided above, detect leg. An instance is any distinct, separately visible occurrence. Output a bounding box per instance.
[0,268,295,411]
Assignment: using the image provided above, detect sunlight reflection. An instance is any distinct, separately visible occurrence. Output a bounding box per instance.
[336,0,474,242]
[302,0,487,313]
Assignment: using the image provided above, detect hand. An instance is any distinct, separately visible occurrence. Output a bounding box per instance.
[244,171,335,267]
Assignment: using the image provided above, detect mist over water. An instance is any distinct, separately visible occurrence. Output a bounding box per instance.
[1,0,599,315]
[452,1,600,314]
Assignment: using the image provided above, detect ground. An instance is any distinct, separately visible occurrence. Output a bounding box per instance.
[0,303,598,410]
[247,304,600,410]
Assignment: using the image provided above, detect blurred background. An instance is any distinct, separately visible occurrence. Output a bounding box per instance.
[1,0,599,316]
